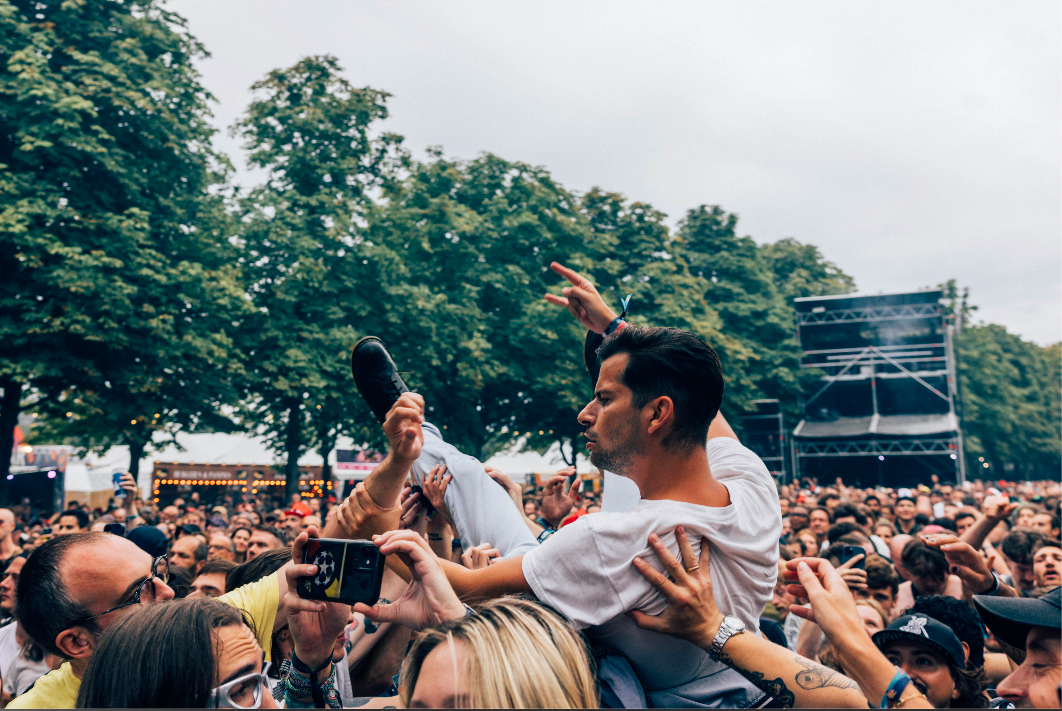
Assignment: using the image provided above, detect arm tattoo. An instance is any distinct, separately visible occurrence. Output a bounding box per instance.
[718,652,797,708]
[792,656,861,692]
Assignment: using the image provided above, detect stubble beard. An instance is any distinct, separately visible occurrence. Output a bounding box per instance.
[589,415,645,478]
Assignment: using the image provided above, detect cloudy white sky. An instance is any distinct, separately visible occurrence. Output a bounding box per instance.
[176,0,1061,345]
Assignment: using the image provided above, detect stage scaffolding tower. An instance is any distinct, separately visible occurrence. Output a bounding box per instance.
[792,289,965,488]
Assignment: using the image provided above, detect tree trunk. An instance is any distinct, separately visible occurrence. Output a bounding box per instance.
[128,436,147,495]
[319,429,337,500]
[285,401,302,505]
[559,436,576,467]
[0,379,22,507]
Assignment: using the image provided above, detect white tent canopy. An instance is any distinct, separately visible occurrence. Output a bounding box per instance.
[67,431,593,494]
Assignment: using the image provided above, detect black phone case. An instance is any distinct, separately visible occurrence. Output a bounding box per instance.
[297,538,386,606]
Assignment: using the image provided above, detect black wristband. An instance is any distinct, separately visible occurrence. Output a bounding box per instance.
[290,652,331,708]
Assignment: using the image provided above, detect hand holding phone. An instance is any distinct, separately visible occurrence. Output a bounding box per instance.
[841,545,866,570]
[297,537,385,606]
[286,529,357,669]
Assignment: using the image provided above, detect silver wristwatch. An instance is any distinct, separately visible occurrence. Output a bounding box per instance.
[709,615,746,660]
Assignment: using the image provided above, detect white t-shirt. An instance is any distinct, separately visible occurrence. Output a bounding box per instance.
[522,437,781,696]
[0,622,19,680]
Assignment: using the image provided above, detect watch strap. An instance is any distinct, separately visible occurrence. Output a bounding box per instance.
[709,616,745,661]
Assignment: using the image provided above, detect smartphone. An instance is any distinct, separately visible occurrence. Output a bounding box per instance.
[298,538,385,606]
[112,472,126,499]
[841,545,866,570]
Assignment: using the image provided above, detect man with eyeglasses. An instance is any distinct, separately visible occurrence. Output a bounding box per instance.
[9,533,175,708]
[10,521,355,707]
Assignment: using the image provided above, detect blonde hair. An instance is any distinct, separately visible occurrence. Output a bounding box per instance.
[399,596,598,709]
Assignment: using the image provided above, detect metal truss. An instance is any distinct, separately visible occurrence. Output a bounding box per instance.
[798,302,943,325]
[797,438,959,457]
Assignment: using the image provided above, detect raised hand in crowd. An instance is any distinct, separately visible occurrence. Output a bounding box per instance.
[835,552,867,591]
[357,530,466,632]
[282,527,352,673]
[419,464,454,527]
[485,465,523,513]
[961,494,1019,551]
[461,542,500,570]
[920,532,1015,598]
[783,557,932,708]
[540,468,580,529]
[543,261,620,334]
[398,486,429,539]
[630,527,870,709]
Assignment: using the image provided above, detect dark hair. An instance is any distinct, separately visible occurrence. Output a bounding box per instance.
[904,595,985,667]
[821,493,841,504]
[810,507,832,523]
[76,596,247,708]
[831,503,867,526]
[827,522,866,544]
[1001,528,1046,566]
[230,526,252,540]
[954,512,977,524]
[895,496,916,505]
[595,325,724,449]
[253,525,288,546]
[929,517,958,532]
[865,556,900,595]
[226,547,290,591]
[865,495,881,506]
[168,565,195,599]
[16,533,107,656]
[59,509,90,530]
[197,559,237,581]
[901,539,948,581]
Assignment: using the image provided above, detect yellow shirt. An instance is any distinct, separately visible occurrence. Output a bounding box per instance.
[7,662,78,709]
[219,570,281,661]
[8,572,280,709]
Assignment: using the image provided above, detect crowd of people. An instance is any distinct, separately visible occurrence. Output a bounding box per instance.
[0,262,1057,708]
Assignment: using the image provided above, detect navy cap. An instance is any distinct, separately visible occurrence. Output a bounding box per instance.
[873,614,965,668]
[973,586,1061,649]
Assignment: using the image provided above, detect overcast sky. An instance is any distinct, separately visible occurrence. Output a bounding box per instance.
[176,0,1061,345]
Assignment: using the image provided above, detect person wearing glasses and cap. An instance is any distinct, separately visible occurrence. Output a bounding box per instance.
[975,586,1061,709]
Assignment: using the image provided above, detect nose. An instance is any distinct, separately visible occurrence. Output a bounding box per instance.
[577,400,595,427]
[156,579,176,602]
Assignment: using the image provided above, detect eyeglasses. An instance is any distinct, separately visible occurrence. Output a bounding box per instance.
[72,554,168,626]
[209,662,271,708]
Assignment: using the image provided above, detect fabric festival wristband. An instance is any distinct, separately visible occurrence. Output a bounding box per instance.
[537,529,555,543]
[536,517,556,531]
[604,317,625,335]
[880,667,911,709]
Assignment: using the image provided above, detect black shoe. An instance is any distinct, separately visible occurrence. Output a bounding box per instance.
[583,330,604,389]
[351,337,410,424]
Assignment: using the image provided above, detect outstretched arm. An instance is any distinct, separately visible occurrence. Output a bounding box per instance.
[960,495,1018,552]
[630,528,868,709]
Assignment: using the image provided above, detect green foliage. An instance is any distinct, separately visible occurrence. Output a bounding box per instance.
[955,323,1060,479]
[0,0,247,475]
[231,55,409,495]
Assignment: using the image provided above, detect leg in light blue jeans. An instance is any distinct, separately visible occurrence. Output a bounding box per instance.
[410,422,539,559]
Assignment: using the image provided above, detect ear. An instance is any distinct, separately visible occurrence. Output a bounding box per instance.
[55,627,96,660]
[644,396,675,437]
[961,640,969,665]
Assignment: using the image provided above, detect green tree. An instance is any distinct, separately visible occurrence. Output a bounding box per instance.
[955,323,1060,480]
[761,237,856,302]
[232,55,407,500]
[0,0,246,492]
[366,152,594,462]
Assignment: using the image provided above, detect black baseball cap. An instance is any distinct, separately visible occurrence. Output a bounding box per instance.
[973,586,1062,649]
[873,614,965,668]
